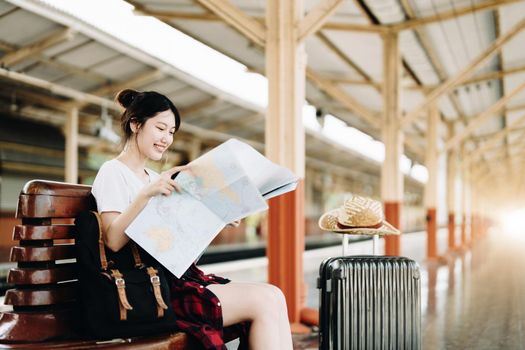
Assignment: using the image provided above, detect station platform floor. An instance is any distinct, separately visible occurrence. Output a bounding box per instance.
[201,227,525,349]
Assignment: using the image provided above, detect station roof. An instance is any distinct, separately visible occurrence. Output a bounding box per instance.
[2,0,524,199]
[128,0,525,194]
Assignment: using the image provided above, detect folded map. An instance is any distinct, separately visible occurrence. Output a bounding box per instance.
[125,138,299,277]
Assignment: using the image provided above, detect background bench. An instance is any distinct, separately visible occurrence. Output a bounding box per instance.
[0,180,212,349]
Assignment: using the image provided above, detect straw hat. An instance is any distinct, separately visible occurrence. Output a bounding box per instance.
[318,195,400,235]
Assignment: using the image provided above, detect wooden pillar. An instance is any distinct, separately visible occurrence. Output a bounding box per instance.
[381,31,403,256]
[188,139,202,161]
[425,104,439,259]
[266,0,306,326]
[470,181,477,243]
[460,151,470,247]
[305,168,315,219]
[461,213,467,247]
[65,107,78,184]
[447,123,457,250]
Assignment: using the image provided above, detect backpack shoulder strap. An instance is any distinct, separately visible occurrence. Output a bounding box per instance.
[91,211,109,271]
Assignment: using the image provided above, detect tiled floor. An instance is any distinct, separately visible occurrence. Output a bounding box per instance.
[210,227,525,349]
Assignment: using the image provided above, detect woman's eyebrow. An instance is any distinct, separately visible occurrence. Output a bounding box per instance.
[156,122,175,129]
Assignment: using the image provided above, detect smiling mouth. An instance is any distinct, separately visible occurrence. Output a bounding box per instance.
[154,144,166,152]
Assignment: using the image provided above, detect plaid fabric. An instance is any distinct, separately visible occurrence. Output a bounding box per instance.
[169,263,250,350]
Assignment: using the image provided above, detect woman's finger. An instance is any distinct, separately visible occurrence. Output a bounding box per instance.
[166,164,190,177]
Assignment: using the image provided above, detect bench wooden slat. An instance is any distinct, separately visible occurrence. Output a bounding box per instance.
[0,332,194,349]
[10,245,75,262]
[13,224,75,240]
[21,180,92,197]
[0,309,73,342]
[4,282,76,306]
[7,265,76,284]
[17,194,96,219]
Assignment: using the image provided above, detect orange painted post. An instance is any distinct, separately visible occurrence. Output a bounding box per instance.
[425,104,439,259]
[427,208,437,259]
[446,134,457,251]
[471,214,477,243]
[384,202,401,256]
[268,180,304,324]
[461,214,467,247]
[265,0,307,330]
[381,32,403,257]
[448,212,455,249]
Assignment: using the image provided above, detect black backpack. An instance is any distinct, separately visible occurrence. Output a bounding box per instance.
[74,211,178,339]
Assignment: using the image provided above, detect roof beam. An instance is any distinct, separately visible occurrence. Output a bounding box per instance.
[406,64,525,90]
[180,96,221,116]
[297,0,344,42]
[131,2,219,21]
[194,0,266,47]
[60,69,165,110]
[462,64,525,85]
[393,0,524,31]
[306,68,380,129]
[0,28,75,66]
[131,2,384,34]
[213,112,263,133]
[90,69,164,97]
[0,66,119,110]
[466,112,525,164]
[321,75,381,88]
[321,22,389,33]
[445,79,525,152]
[402,16,525,128]
[506,103,525,112]
[316,32,377,87]
[399,0,469,125]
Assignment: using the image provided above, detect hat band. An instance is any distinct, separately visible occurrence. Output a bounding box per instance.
[336,222,383,230]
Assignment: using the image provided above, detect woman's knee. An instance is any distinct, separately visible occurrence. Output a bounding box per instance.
[253,284,288,317]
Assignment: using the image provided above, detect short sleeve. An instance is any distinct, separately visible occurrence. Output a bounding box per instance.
[91,162,130,213]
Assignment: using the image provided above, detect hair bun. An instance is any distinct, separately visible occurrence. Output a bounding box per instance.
[116,89,139,109]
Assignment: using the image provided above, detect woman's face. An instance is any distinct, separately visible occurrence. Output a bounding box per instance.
[133,109,176,161]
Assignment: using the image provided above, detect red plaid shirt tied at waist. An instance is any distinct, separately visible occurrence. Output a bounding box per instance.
[169,263,250,350]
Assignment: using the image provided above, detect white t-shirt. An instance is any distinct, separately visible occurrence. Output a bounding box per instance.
[91,159,160,213]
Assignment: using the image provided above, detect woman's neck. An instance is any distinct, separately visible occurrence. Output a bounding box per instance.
[117,143,147,175]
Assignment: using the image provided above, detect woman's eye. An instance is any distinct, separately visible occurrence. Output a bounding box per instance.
[157,127,165,131]
[169,131,175,136]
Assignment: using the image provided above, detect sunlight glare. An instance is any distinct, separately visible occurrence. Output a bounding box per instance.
[500,208,525,235]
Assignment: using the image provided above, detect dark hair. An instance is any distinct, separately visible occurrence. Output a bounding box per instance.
[116,89,181,142]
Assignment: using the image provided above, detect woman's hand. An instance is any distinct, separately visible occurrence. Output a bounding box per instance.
[227,220,241,227]
[140,165,189,198]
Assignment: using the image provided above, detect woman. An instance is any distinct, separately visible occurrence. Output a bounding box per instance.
[91,89,293,350]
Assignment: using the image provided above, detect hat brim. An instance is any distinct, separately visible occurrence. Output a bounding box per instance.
[318,209,400,235]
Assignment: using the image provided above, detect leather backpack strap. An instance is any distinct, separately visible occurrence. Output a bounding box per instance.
[130,242,145,268]
[91,211,108,271]
[111,269,133,321]
[146,267,169,318]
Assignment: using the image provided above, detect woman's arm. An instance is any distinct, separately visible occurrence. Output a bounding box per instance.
[101,165,188,252]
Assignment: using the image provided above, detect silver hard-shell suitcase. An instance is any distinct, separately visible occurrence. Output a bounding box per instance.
[318,242,421,349]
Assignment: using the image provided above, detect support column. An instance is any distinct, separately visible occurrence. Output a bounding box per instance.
[460,148,469,247]
[266,0,306,327]
[381,31,403,256]
[65,107,78,184]
[188,139,202,161]
[447,123,457,250]
[447,162,456,249]
[425,104,439,259]
[470,179,477,243]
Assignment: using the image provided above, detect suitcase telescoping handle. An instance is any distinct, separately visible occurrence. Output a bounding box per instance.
[342,234,380,255]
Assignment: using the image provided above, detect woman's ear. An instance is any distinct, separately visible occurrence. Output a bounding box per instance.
[130,119,139,133]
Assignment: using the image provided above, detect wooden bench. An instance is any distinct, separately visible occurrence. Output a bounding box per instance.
[0,180,236,349]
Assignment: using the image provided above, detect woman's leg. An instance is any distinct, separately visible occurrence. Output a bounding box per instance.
[207,282,293,350]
